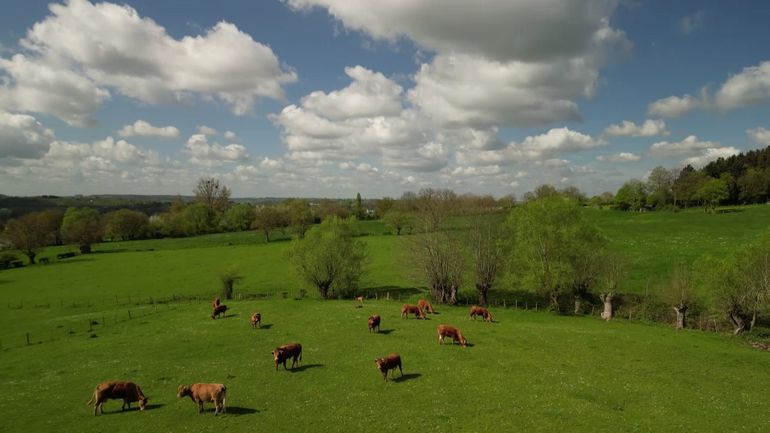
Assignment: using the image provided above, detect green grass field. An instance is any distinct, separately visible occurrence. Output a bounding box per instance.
[1,206,770,432]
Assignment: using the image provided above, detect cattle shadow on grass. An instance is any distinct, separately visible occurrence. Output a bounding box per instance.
[258,323,273,330]
[392,373,421,383]
[289,363,324,373]
[376,329,395,335]
[224,406,259,416]
[101,404,164,414]
[143,404,164,411]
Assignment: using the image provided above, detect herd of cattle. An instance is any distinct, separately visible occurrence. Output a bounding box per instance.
[87,297,494,416]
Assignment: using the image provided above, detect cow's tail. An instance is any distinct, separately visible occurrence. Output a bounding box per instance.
[222,385,227,413]
[86,391,95,406]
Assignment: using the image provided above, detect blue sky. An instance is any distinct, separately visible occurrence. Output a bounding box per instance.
[1,0,769,198]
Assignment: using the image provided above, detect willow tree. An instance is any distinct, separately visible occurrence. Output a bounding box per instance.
[468,218,505,306]
[289,216,367,299]
[507,195,606,313]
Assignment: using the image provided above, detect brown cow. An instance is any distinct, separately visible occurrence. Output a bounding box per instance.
[250,312,261,329]
[211,304,228,319]
[374,353,403,382]
[417,299,435,314]
[469,305,493,322]
[368,314,381,333]
[272,343,302,370]
[177,383,226,415]
[437,324,467,347]
[355,295,364,304]
[212,297,221,309]
[400,304,425,319]
[87,381,148,416]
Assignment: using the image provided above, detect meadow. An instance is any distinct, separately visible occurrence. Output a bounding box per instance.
[0,206,769,432]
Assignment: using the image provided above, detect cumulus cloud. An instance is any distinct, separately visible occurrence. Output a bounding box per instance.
[196,125,219,136]
[185,134,249,166]
[286,0,629,128]
[714,61,770,111]
[224,131,238,140]
[603,119,668,137]
[649,135,721,157]
[747,127,770,146]
[647,94,703,118]
[456,127,605,166]
[118,120,180,138]
[0,111,55,159]
[596,152,642,163]
[683,147,740,168]
[0,0,296,125]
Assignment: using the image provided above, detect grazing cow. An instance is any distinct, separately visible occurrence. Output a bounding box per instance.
[211,304,228,319]
[368,314,381,333]
[355,295,364,304]
[400,304,425,319]
[469,305,493,322]
[437,324,467,347]
[250,312,261,329]
[374,353,403,382]
[212,297,221,309]
[87,381,148,416]
[177,383,226,415]
[272,343,302,370]
[417,299,435,314]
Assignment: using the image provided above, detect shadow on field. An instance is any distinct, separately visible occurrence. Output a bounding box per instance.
[91,249,128,254]
[392,373,421,383]
[289,364,324,373]
[225,406,259,416]
[102,403,164,414]
[258,324,273,330]
[144,404,164,411]
[377,329,395,335]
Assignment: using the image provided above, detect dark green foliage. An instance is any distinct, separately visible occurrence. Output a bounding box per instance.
[61,207,102,253]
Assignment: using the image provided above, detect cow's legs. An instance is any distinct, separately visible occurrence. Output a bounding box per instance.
[398,364,403,377]
[197,400,204,413]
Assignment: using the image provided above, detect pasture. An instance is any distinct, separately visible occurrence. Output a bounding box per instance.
[1,205,769,432]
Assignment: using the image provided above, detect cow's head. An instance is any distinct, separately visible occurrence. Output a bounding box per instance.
[272,348,283,362]
[176,385,190,398]
[459,334,467,348]
[139,396,148,410]
[374,358,385,371]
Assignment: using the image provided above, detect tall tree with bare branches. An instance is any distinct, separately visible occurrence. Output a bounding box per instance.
[468,218,505,306]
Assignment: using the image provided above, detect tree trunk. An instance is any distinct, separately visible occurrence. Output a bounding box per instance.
[448,284,458,305]
[396,226,401,235]
[573,295,582,315]
[673,305,687,330]
[318,283,330,299]
[729,310,752,335]
[79,244,91,254]
[599,292,614,321]
[25,251,37,265]
[264,230,270,243]
[477,284,488,307]
[549,292,560,313]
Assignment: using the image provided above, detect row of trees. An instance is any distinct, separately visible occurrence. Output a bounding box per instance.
[612,145,770,212]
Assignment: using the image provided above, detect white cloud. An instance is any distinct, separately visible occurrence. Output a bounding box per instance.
[286,0,629,128]
[649,135,721,157]
[118,120,180,138]
[647,94,702,118]
[596,152,642,163]
[0,0,296,124]
[683,147,740,168]
[747,127,770,146]
[196,125,219,136]
[604,119,668,137]
[714,61,770,111]
[680,11,705,34]
[0,111,55,159]
[224,131,238,140]
[300,66,403,120]
[457,127,604,166]
[185,134,249,165]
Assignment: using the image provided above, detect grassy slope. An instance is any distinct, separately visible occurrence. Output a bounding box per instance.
[2,299,768,433]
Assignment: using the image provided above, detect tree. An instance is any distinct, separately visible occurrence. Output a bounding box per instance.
[416,188,457,232]
[673,166,706,208]
[354,192,365,219]
[225,203,255,231]
[285,199,313,239]
[738,168,770,203]
[2,212,54,264]
[597,253,627,321]
[468,218,505,306]
[253,205,287,242]
[614,179,647,211]
[507,195,604,312]
[104,209,149,240]
[646,166,674,209]
[383,210,413,235]
[61,207,102,253]
[318,199,349,220]
[569,232,608,314]
[194,176,231,222]
[662,261,695,329]
[374,197,395,219]
[410,230,464,304]
[695,177,728,212]
[219,268,242,300]
[289,216,367,299]
[38,210,64,245]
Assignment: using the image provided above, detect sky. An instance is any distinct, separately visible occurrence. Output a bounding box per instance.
[1,0,769,198]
